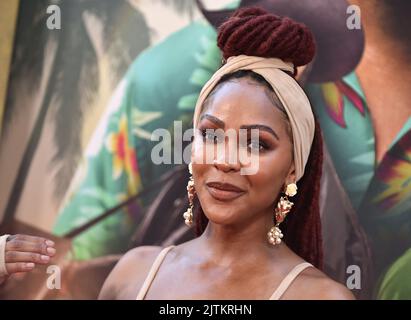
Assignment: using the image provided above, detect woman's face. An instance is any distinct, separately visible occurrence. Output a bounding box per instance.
[191,78,296,227]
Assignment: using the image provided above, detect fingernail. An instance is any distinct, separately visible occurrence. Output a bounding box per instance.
[26,263,35,269]
[45,240,55,247]
[46,247,56,255]
[41,255,50,262]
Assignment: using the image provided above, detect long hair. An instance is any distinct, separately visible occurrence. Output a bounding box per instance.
[193,7,324,269]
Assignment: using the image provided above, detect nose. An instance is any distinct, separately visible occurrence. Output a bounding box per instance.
[213,158,241,173]
[212,135,242,172]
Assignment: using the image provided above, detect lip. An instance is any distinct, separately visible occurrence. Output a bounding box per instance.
[206,182,246,201]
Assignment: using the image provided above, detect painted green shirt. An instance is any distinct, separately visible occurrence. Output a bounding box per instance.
[53,21,221,259]
[306,74,411,298]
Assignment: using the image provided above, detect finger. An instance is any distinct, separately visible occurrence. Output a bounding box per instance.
[5,262,35,274]
[9,234,55,247]
[6,240,56,256]
[5,251,51,264]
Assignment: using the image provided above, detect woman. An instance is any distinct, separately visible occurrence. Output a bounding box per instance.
[99,7,354,300]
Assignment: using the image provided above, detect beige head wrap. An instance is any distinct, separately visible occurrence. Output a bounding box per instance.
[193,55,315,182]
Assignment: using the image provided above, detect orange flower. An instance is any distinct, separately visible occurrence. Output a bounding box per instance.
[105,116,140,194]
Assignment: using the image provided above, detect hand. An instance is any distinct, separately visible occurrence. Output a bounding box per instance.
[3,234,56,277]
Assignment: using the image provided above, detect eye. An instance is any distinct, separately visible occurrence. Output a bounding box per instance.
[247,139,269,152]
[201,129,221,143]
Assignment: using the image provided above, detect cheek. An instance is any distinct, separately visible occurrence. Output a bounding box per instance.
[190,141,209,199]
[191,135,211,164]
[248,150,292,204]
[191,162,206,189]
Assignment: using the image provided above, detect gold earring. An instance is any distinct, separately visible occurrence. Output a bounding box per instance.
[183,162,195,226]
[267,183,297,245]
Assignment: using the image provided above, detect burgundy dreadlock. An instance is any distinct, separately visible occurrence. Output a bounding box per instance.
[218,6,315,76]
[193,7,324,269]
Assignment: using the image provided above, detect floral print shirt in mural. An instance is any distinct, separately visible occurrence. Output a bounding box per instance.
[306,73,411,298]
[53,22,221,260]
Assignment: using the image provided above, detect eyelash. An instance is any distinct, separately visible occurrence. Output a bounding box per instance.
[199,128,270,152]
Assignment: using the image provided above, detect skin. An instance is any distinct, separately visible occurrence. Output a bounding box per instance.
[349,0,411,163]
[99,78,354,300]
[0,234,56,285]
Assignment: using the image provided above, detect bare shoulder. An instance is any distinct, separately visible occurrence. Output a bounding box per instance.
[98,245,164,300]
[285,266,356,300]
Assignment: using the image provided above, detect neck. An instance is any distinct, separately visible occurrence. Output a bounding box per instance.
[194,210,280,268]
[349,0,411,162]
[349,0,411,89]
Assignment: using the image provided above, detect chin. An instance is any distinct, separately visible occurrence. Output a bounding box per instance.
[201,204,242,226]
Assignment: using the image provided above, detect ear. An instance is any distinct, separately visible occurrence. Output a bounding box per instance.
[286,161,296,185]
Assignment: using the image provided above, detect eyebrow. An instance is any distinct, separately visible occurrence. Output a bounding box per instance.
[240,124,280,141]
[199,114,225,128]
[199,114,280,140]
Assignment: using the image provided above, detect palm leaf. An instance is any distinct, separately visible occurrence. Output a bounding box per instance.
[2,0,151,222]
[156,0,196,19]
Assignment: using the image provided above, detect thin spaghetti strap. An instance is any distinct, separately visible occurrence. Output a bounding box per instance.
[135,245,175,300]
[269,262,313,300]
